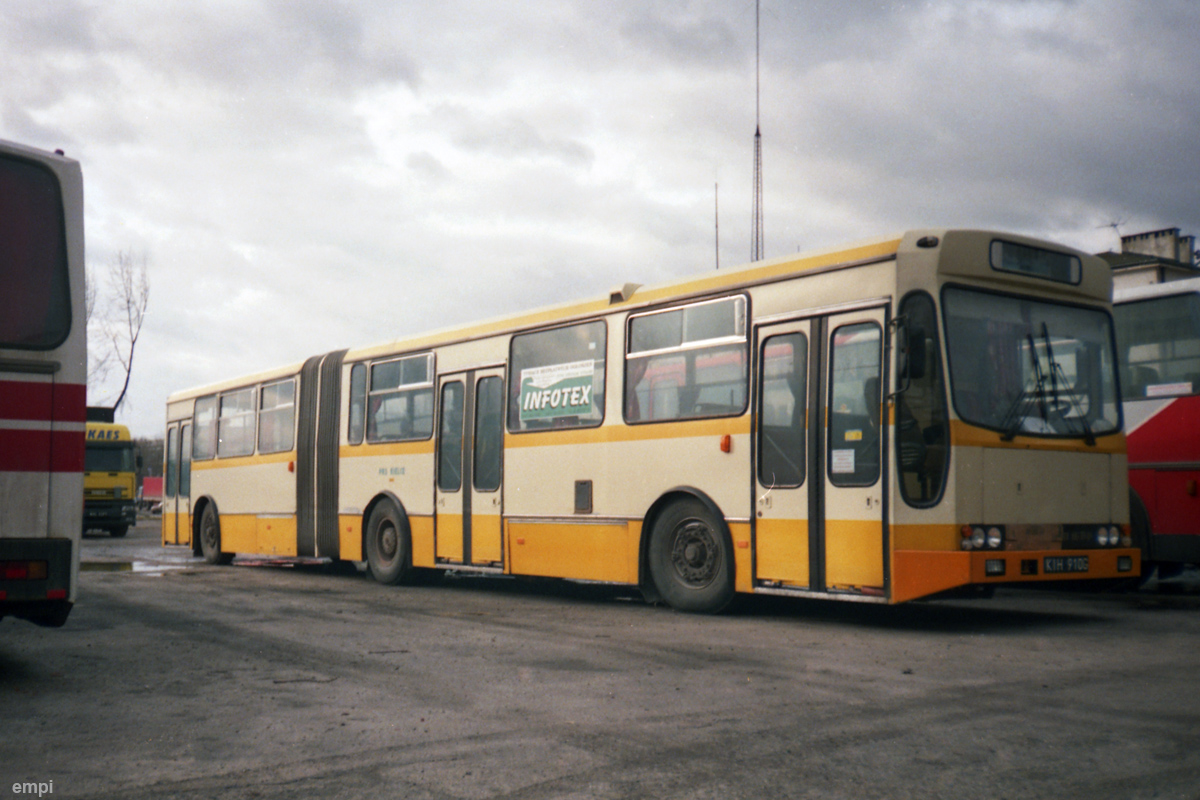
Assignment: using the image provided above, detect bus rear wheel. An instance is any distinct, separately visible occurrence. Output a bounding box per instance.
[366,501,410,585]
[199,505,233,565]
[649,498,734,614]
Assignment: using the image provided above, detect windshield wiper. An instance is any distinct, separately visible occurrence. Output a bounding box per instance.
[1000,333,1048,441]
[1041,322,1096,446]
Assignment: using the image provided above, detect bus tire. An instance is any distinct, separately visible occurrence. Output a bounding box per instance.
[648,498,734,614]
[366,501,410,585]
[110,525,128,538]
[199,504,233,565]
[1128,488,1156,586]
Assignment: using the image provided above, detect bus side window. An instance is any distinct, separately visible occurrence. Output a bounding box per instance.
[828,322,881,487]
[165,427,179,498]
[625,296,748,423]
[895,292,949,506]
[758,332,807,488]
[348,363,366,444]
[193,395,218,460]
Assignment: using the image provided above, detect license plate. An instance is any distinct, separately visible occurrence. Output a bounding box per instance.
[1044,555,1089,574]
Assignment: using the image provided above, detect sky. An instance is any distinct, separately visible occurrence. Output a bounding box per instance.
[3,0,1198,439]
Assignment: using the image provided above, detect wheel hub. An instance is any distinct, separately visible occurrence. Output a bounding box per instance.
[380,524,397,560]
[671,519,719,587]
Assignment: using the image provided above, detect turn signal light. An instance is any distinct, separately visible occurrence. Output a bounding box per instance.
[1,560,48,580]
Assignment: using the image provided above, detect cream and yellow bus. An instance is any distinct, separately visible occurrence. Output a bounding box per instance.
[163,229,1138,612]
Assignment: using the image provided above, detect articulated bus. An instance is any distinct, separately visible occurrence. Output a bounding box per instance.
[1113,277,1200,579]
[163,230,1137,612]
[0,139,86,628]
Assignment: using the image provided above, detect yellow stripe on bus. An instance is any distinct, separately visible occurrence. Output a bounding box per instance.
[191,451,296,470]
[503,417,752,449]
[340,440,436,458]
[949,420,1126,454]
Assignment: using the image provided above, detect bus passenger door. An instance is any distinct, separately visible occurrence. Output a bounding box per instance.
[822,309,887,594]
[162,422,192,546]
[435,369,505,566]
[754,321,813,587]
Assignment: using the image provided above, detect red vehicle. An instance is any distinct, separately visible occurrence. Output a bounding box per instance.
[0,140,86,627]
[1112,276,1200,579]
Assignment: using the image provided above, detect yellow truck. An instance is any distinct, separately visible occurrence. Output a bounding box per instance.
[84,421,140,537]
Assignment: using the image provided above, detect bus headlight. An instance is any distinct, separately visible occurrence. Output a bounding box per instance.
[986,526,1004,549]
[971,527,986,550]
[1095,526,1110,547]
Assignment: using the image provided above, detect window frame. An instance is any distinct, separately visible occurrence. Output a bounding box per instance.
[0,154,72,351]
[507,320,608,433]
[894,291,951,509]
[624,294,750,425]
[217,386,257,459]
[826,320,883,488]
[757,330,808,490]
[438,380,465,493]
[364,352,436,444]
[347,362,367,445]
[257,377,297,455]
[473,375,504,493]
[940,284,1122,439]
[1113,291,1200,400]
[192,395,218,461]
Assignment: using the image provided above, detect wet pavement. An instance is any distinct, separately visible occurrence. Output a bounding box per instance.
[2,519,1199,800]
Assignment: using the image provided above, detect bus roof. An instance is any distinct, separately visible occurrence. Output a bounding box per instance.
[1113,275,1200,304]
[168,232,906,402]
[166,228,1101,403]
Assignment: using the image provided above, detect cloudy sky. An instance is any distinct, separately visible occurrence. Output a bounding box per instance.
[4,0,1198,439]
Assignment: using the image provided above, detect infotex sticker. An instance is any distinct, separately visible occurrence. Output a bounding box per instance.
[519,360,596,422]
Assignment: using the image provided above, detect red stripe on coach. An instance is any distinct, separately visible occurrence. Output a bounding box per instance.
[0,428,85,472]
[0,380,87,423]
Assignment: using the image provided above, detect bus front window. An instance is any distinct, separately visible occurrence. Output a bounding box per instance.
[1113,292,1200,399]
[942,287,1120,439]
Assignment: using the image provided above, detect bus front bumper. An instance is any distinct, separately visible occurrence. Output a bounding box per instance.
[892,547,1141,602]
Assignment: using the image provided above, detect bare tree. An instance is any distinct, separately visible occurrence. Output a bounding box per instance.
[92,250,150,413]
[84,267,112,386]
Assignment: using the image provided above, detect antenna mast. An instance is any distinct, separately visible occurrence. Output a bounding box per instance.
[751,0,764,262]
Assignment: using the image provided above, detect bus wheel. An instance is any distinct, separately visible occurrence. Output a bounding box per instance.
[199,505,233,565]
[366,502,410,585]
[109,526,128,538]
[1128,488,1157,586]
[649,498,734,614]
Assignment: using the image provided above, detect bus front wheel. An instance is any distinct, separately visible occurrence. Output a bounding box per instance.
[199,505,233,565]
[648,498,734,614]
[366,501,410,585]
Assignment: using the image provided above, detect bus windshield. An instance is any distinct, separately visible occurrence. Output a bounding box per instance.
[942,287,1120,439]
[0,155,71,349]
[1113,292,1200,399]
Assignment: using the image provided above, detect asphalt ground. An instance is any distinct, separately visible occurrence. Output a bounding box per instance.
[2,519,1199,800]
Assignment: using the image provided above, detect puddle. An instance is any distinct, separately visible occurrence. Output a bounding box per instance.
[80,562,132,572]
[81,561,189,575]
